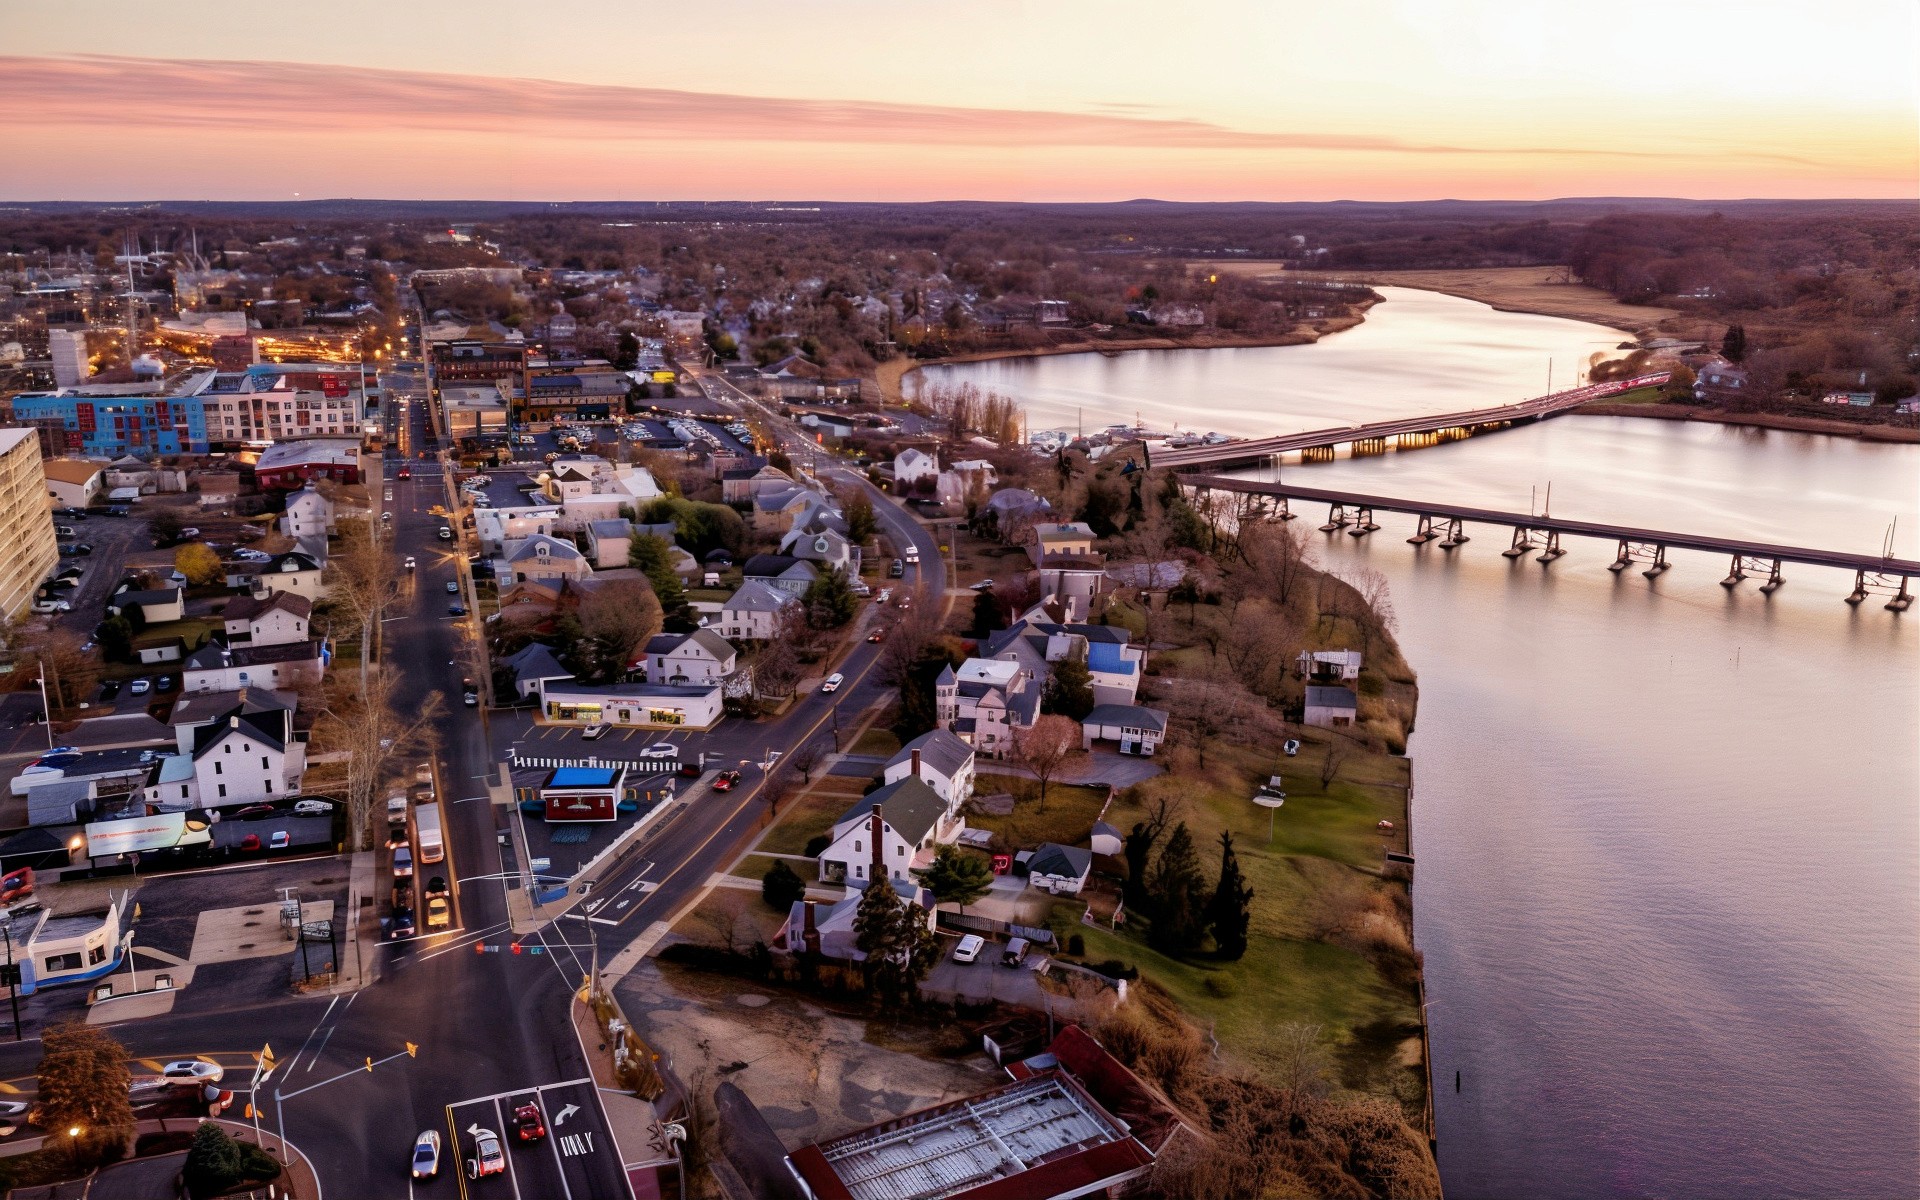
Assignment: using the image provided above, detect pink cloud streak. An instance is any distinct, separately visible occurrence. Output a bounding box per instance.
[0,54,1797,163]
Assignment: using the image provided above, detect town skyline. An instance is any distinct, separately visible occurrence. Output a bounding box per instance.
[6,0,1915,202]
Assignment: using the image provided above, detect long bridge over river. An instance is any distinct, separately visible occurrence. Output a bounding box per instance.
[1184,475,1918,610]
[1147,372,1673,471]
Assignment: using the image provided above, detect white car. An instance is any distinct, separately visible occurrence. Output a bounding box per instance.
[466,1127,505,1179]
[580,723,611,741]
[820,673,844,693]
[640,742,678,757]
[162,1059,224,1085]
[31,599,70,614]
[404,556,417,571]
[952,934,986,964]
[293,799,333,817]
[411,1130,442,1180]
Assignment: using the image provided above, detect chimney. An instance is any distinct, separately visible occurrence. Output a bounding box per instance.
[801,901,820,955]
[910,749,921,779]
[870,810,886,883]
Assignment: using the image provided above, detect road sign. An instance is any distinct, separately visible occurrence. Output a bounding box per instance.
[258,1043,278,1076]
[530,858,551,872]
[554,1103,580,1127]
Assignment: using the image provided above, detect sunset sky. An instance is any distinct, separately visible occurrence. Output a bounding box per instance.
[7,0,1915,202]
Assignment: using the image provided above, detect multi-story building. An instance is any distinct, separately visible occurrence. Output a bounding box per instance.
[0,429,60,618]
[432,340,529,389]
[10,362,368,456]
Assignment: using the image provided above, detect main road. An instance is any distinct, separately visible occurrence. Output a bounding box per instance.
[0,362,942,1199]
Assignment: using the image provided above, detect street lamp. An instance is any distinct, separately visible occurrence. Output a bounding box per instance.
[31,675,53,750]
[67,1125,82,1168]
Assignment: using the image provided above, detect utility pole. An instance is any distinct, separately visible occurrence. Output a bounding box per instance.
[1,925,21,1040]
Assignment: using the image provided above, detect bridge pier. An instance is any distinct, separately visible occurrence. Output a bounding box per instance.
[1409,515,1437,545]
[1891,578,1913,613]
[1640,545,1669,578]
[1844,570,1912,609]
[1320,503,1351,533]
[1347,506,1379,536]
[1721,555,1785,593]
[1438,518,1469,549]
[1501,527,1534,559]
[1302,445,1336,464]
[1536,530,1566,564]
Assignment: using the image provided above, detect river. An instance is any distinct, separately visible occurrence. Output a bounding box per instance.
[911,288,1920,1199]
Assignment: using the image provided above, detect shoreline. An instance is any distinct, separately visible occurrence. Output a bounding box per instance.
[874,307,1372,406]
[1573,402,1920,443]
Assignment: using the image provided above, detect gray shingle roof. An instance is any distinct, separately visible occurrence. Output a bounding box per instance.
[834,777,948,847]
[1082,703,1169,733]
[888,730,973,782]
[1027,843,1092,880]
[506,534,584,564]
[1304,686,1358,710]
[724,579,795,612]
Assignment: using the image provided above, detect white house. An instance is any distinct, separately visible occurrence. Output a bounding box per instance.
[1298,649,1363,683]
[501,642,574,700]
[41,458,106,510]
[497,534,592,586]
[893,448,938,489]
[249,551,325,602]
[780,527,860,576]
[1304,686,1358,729]
[882,730,976,808]
[147,692,306,810]
[1080,703,1168,756]
[182,639,326,694]
[632,629,736,684]
[107,587,184,625]
[817,777,961,889]
[279,484,334,540]
[936,659,1042,759]
[1025,843,1093,895]
[714,579,798,640]
[475,505,560,555]
[220,592,312,647]
[984,621,1144,707]
[934,460,997,508]
[775,880,936,961]
[741,554,819,597]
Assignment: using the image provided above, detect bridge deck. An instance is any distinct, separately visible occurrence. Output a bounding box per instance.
[1151,373,1671,470]
[1187,475,1920,577]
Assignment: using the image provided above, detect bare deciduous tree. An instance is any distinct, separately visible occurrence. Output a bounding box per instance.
[313,665,447,850]
[18,627,100,715]
[1238,517,1317,610]
[1318,737,1349,793]
[576,576,664,680]
[1012,713,1080,811]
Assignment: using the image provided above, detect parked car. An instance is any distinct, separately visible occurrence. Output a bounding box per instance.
[232,804,277,820]
[269,831,291,850]
[677,761,703,778]
[30,599,70,614]
[713,770,741,792]
[411,1130,442,1179]
[952,934,986,964]
[293,799,333,817]
[445,579,460,594]
[1283,739,1301,756]
[0,868,34,904]
[968,579,995,591]
[392,847,414,879]
[820,672,844,693]
[179,527,200,539]
[128,677,152,696]
[462,680,479,707]
[238,834,262,852]
[888,558,904,577]
[404,556,417,571]
[162,1060,224,1085]
[579,722,611,741]
[641,742,677,757]
[466,1128,506,1179]
[448,603,467,616]
[512,1103,547,1143]
[98,680,122,700]
[391,907,416,939]
[1001,937,1030,968]
[425,877,450,928]
[437,527,454,541]
[155,675,175,692]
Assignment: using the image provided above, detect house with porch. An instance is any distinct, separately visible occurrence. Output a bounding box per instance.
[882,730,976,806]
[632,629,736,685]
[936,658,1042,759]
[817,776,963,889]
[712,579,798,640]
[1080,703,1168,756]
[497,534,592,586]
[146,688,306,811]
[220,592,312,647]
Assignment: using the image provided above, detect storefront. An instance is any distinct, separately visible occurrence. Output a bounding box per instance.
[537,680,724,731]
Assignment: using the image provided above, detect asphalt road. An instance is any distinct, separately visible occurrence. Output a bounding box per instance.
[0,367,943,1198]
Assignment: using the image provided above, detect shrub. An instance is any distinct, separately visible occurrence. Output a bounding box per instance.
[761,861,806,911]
[1203,974,1237,999]
[803,834,831,857]
[1066,933,1085,957]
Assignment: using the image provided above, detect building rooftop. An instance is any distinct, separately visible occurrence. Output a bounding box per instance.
[548,767,620,788]
[1305,686,1358,710]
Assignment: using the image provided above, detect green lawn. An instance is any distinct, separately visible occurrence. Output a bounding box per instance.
[1070,738,1424,1106]
[965,778,1110,850]
[757,787,859,856]
[848,726,901,757]
[737,853,819,884]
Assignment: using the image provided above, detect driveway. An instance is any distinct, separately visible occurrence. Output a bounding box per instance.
[921,935,1050,1008]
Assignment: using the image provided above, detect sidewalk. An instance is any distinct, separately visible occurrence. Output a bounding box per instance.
[569,993,682,1200]
[2,1116,322,1200]
[331,849,379,993]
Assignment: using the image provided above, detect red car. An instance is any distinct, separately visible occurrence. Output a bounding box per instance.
[397,466,412,479]
[238,834,262,852]
[866,627,887,643]
[512,1103,547,1143]
[0,868,32,904]
[712,770,742,792]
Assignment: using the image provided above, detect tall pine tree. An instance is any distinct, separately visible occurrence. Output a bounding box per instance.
[1044,652,1096,720]
[1207,831,1254,961]
[1720,324,1747,363]
[1146,822,1210,954]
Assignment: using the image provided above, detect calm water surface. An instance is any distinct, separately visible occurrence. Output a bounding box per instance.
[919,290,1920,1200]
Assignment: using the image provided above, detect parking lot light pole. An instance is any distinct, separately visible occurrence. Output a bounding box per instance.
[31,675,52,750]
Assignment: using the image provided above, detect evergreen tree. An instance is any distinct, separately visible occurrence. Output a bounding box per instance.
[842,491,877,545]
[627,533,685,616]
[892,646,951,740]
[852,879,938,1002]
[35,1022,136,1169]
[804,568,858,629]
[1145,822,1210,954]
[1122,820,1161,913]
[1206,831,1255,961]
[970,589,1001,636]
[1044,651,1096,720]
[916,845,993,913]
[1720,324,1747,363]
[761,860,805,912]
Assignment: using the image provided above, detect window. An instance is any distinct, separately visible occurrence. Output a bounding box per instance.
[853,840,861,853]
[896,845,905,857]
[214,761,223,775]
[180,785,189,798]
[217,783,226,798]
[88,944,107,965]
[261,757,270,770]
[43,952,82,973]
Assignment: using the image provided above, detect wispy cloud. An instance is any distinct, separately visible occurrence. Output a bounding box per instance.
[0,54,1796,163]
